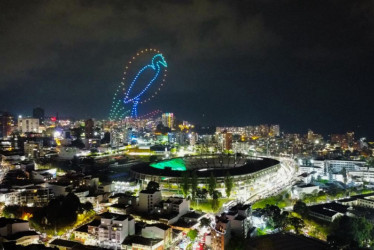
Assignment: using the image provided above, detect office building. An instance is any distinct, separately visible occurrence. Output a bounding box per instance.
[0,112,13,139]
[32,107,44,124]
[18,118,39,133]
[85,119,94,139]
[161,113,174,129]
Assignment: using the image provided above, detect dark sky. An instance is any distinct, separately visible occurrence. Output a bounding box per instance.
[1,0,374,138]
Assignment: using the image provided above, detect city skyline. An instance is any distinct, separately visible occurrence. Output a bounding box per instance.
[1,1,374,137]
[1,1,374,249]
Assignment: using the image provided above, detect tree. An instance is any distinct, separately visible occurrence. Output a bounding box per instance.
[275,211,290,231]
[190,172,198,200]
[211,190,221,211]
[199,217,211,228]
[187,229,198,241]
[328,216,373,248]
[262,205,281,229]
[181,172,190,198]
[293,200,309,217]
[2,205,22,218]
[224,172,233,198]
[342,167,347,184]
[149,155,158,163]
[146,181,159,191]
[228,236,246,250]
[82,201,93,211]
[64,192,81,213]
[208,173,216,197]
[367,157,374,168]
[289,217,305,234]
[196,188,208,200]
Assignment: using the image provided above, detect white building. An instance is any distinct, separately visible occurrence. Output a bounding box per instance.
[225,204,252,238]
[323,160,365,173]
[48,182,73,196]
[98,212,135,245]
[161,113,174,129]
[138,190,162,213]
[58,147,81,160]
[298,165,323,176]
[270,125,280,137]
[349,168,374,183]
[155,197,190,224]
[308,203,348,222]
[0,218,29,236]
[0,218,39,246]
[24,141,43,159]
[159,197,190,216]
[292,184,320,199]
[18,118,39,133]
[141,223,172,246]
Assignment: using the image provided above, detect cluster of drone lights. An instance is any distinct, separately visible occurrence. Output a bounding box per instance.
[109,48,168,120]
[137,109,162,120]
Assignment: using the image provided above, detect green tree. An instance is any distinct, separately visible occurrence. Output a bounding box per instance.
[146,181,160,191]
[289,217,305,234]
[342,167,347,184]
[199,217,211,228]
[181,172,190,198]
[293,200,309,217]
[82,201,93,211]
[190,171,198,200]
[328,216,373,248]
[196,188,208,200]
[2,205,22,218]
[274,211,290,231]
[367,157,374,168]
[208,173,216,197]
[261,204,291,231]
[30,193,83,234]
[211,190,221,211]
[228,236,246,250]
[149,155,158,163]
[187,229,198,241]
[224,172,233,198]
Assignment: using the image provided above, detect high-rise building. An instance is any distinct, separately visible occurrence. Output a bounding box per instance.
[222,132,233,151]
[346,132,355,144]
[0,112,13,139]
[161,113,174,129]
[32,107,45,124]
[85,119,94,139]
[18,118,39,133]
[270,124,280,137]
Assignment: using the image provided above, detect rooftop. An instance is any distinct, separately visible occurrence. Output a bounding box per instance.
[99,212,131,221]
[246,232,329,250]
[0,218,27,227]
[87,219,101,227]
[75,224,88,233]
[144,223,170,231]
[4,230,39,241]
[181,211,205,219]
[50,239,82,248]
[122,235,163,247]
[140,189,160,194]
[309,203,348,217]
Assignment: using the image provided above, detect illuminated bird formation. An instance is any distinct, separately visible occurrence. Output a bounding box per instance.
[109,49,168,120]
[123,54,167,118]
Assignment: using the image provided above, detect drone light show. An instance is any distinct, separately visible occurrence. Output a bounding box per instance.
[109,49,168,120]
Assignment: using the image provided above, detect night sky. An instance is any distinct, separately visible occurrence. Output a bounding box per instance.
[1,1,373,138]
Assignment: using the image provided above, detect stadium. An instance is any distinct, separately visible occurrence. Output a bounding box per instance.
[130,155,286,199]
